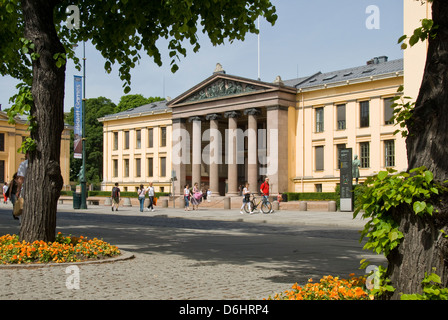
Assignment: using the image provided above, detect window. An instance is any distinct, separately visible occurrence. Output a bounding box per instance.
[385,140,395,167]
[0,160,4,183]
[360,101,369,128]
[160,157,166,177]
[315,146,324,171]
[336,104,346,130]
[360,142,370,168]
[384,98,394,125]
[113,132,118,150]
[136,129,141,149]
[315,184,322,192]
[315,107,324,132]
[124,159,129,177]
[336,144,346,169]
[160,127,167,147]
[124,131,130,149]
[113,159,118,177]
[148,128,153,148]
[135,158,141,177]
[147,158,153,177]
[0,133,5,152]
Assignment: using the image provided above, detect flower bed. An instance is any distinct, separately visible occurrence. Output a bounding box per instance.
[267,274,372,300]
[0,233,121,265]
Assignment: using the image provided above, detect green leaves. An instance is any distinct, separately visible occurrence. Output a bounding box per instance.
[399,18,438,50]
[401,270,448,300]
[354,166,446,257]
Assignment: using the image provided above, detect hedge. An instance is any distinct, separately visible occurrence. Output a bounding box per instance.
[60,190,170,198]
[284,192,339,201]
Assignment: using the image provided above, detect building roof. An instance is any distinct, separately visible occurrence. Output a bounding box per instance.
[283,57,403,90]
[98,100,170,122]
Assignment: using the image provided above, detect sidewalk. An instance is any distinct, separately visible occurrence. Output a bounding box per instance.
[58,202,367,230]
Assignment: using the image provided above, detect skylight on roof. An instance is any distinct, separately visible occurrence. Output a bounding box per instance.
[362,68,375,74]
[343,72,353,77]
[323,74,337,81]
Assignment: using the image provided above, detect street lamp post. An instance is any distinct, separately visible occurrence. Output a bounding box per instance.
[80,41,87,209]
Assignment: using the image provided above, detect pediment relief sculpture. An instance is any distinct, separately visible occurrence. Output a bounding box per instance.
[185,78,263,103]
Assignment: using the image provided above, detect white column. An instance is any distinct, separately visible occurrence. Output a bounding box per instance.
[244,108,260,193]
[189,116,202,187]
[206,113,221,195]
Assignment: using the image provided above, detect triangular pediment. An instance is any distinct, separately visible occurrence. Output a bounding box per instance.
[169,73,280,107]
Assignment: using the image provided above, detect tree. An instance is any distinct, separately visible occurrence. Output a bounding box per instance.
[115,94,163,114]
[386,0,448,299]
[66,97,116,184]
[356,0,448,299]
[0,0,277,242]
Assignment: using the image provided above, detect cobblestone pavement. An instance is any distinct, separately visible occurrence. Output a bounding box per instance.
[0,203,385,300]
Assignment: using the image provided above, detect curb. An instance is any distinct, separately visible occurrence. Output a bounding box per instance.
[0,250,135,269]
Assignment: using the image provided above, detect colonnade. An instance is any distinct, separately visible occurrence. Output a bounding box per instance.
[172,106,289,197]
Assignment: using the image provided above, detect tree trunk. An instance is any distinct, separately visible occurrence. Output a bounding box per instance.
[385,0,448,299]
[19,0,65,243]
[385,199,448,299]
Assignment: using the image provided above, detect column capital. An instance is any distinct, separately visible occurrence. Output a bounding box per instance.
[188,115,203,122]
[172,118,186,124]
[224,110,241,118]
[205,113,222,121]
[243,108,261,116]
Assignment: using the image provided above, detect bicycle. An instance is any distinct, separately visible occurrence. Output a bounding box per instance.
[243,194,272,214]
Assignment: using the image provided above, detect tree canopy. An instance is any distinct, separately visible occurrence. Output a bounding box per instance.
[0,0,277,243]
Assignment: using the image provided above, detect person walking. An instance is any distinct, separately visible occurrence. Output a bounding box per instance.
[137,184,146,212]
[111,182,120,211]
[3,182,8,204]
[7,173,19,220]
[146,182,155,212]
[184,184,190,211]
[190,182,202,210]
[240,182,253,214]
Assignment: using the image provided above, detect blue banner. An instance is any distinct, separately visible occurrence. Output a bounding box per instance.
[74,75,83,159]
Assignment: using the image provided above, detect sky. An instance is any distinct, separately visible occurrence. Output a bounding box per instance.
[0,0,404,113]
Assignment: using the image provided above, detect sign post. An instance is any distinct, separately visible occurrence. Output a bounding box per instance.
[340,148,353,211]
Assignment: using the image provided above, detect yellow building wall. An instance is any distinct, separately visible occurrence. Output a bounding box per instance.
[0,112,71,190]
[292,75,405,192]
[101,111,172,193]
[403,0,430,101]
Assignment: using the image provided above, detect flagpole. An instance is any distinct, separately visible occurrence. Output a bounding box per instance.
[257,17,260,81]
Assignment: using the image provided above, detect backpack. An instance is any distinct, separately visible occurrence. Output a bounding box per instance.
[112,187,119,198]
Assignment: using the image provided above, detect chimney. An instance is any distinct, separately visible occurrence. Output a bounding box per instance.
[367,56,388,65]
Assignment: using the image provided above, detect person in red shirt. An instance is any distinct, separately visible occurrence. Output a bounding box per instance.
[260,177,269,197]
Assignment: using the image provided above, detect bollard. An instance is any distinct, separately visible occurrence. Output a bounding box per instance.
[123,197,132,207]
[224,197,231,210]
[272,200,279,211]
[161,199,168,208]
[299,201,307,211]
[328,200,337,212]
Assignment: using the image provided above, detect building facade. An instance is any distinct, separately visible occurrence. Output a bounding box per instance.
[100,58,407,197]
[286,57,405,192]
[0,111,71,190]
[98,101,173,193]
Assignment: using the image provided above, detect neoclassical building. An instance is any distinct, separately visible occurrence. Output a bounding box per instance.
[0,111,71,190]
[100,57,408,196]
[98,101,173,193]
[167,58,405,196]
[168,64,296,196]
